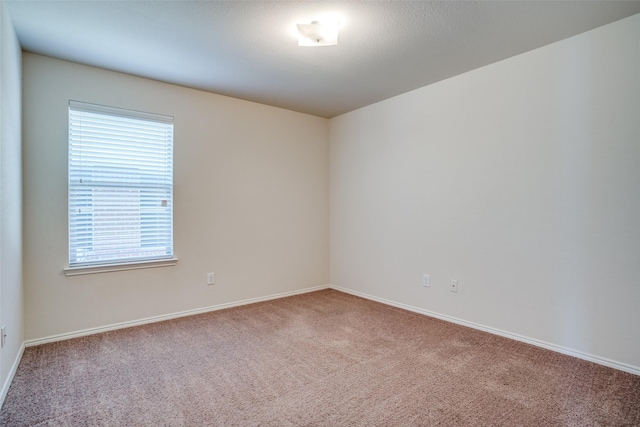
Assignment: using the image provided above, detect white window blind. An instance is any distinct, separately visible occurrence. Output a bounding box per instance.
[68,101,174,268]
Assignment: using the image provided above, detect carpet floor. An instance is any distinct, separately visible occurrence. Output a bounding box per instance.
[1,289,639,426]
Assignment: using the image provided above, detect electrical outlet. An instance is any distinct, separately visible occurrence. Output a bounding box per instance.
[207,272,215,285]
[422,274,430,287]
[450,279,458,293]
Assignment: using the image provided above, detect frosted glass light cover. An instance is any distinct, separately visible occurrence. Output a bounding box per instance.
[297,22,339,46]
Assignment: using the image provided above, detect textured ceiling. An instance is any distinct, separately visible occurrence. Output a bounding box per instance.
[6,1,640,118]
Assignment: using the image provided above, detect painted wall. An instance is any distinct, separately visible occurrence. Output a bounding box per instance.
[22,53,329,340]
[330,14,640,370]
[0,0,24,398]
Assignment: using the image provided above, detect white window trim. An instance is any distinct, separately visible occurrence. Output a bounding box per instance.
[64,257,178,276]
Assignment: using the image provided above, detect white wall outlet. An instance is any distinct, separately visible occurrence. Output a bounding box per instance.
[1,325,6,348]
[207,272,215,285]
[450,279,458,293]
[423,274,430,287]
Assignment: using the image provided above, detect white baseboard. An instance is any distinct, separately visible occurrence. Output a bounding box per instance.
[25,285,330,347]
[329,285,640,377]
[0,342,25,408]
[22,283,640,376]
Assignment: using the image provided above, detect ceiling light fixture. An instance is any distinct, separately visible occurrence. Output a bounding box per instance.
[297,21,339,46]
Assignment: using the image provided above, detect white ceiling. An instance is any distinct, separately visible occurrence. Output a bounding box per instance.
[6,1,640,118]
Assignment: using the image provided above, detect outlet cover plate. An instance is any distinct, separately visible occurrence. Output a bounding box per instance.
[423,274,430,287]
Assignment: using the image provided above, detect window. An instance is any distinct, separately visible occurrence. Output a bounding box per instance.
[68,101,174,272]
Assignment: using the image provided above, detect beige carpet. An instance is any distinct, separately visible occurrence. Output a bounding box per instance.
[1,289,638,426]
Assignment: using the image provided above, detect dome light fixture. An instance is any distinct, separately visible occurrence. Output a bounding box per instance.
[297,21,339,46]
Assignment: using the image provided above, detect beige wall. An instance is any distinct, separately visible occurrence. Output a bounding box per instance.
[330,14,640,371]
[0,0,24,398]
[22,53,329,340]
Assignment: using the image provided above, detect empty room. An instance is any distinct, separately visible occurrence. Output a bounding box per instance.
[1,1,639,425]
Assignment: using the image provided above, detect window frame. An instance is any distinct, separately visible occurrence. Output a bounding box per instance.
[65,101,177,276]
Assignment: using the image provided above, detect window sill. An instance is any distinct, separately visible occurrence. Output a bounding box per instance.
[64,258,178,276]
